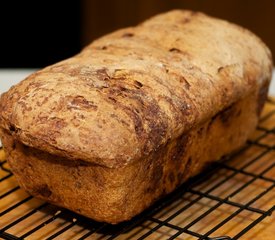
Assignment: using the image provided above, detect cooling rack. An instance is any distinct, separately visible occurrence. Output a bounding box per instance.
[0,99,274,240]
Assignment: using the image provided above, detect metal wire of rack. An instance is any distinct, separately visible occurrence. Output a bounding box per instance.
[0,99,274,240]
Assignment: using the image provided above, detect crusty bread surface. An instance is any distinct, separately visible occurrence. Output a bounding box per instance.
[0,10,273,223]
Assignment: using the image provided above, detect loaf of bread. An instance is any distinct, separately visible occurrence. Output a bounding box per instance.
[0,10,272,224]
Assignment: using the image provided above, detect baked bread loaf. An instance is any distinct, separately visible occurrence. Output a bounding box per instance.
[0,10,272,224]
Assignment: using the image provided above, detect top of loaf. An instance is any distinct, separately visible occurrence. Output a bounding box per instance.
[0,10,272,168]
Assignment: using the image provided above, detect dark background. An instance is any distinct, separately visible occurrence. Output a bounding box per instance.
[1,0,274,68]
[0,1,81,68]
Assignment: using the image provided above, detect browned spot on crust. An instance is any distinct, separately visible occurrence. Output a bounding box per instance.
[132,90,167,151]
[178,101,192,116]
[160,96,181,124]
[91,45,108,51]
[18,101,33,113]
[37,116,48,124]
[220,105,234,124]
[27,115,65,143]
[68,96,98,111]
[109,113,130,127]
[197,126,204,136]
[112,69,127,81]
[108,96,117,103]
[93,46,108,50]
[168,172,175,183]
[52,118,67,130]
[207,115,216,131]
[236,109,242,117]
[177,172,184,184]
[68,66,81,77]
[151,72,196,119]
[75,181,82,188]
[104,83,169,154]
[152,164,163,185]
[24,82,45,94]
[133,80,143,89]
[33,184,52,198]
[208,103,237,127]
[72,118,81,127]
[181,157,193,181]
[218,66,224,73]
[179,76,191,90]
[181,17,191,24]
[37,96,49,107]
[39,133,58,145]
[171,134,189,162]
[96,68,110,81]
[9,124,16,133]
[124,106,144,138]
[119,86,127,92]
[122,32,134,38]
[144,103,167,152]
[169,48,182,53]
[146,155,164,193]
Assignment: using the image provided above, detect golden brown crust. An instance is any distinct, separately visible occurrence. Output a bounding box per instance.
[0,10,272,168]
[0,92,260,223]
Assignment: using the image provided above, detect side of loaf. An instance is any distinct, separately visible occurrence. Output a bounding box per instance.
[0,92,262,223]
[0,10,273,223]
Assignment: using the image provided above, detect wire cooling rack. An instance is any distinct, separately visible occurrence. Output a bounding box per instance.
[0,99,274,240]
